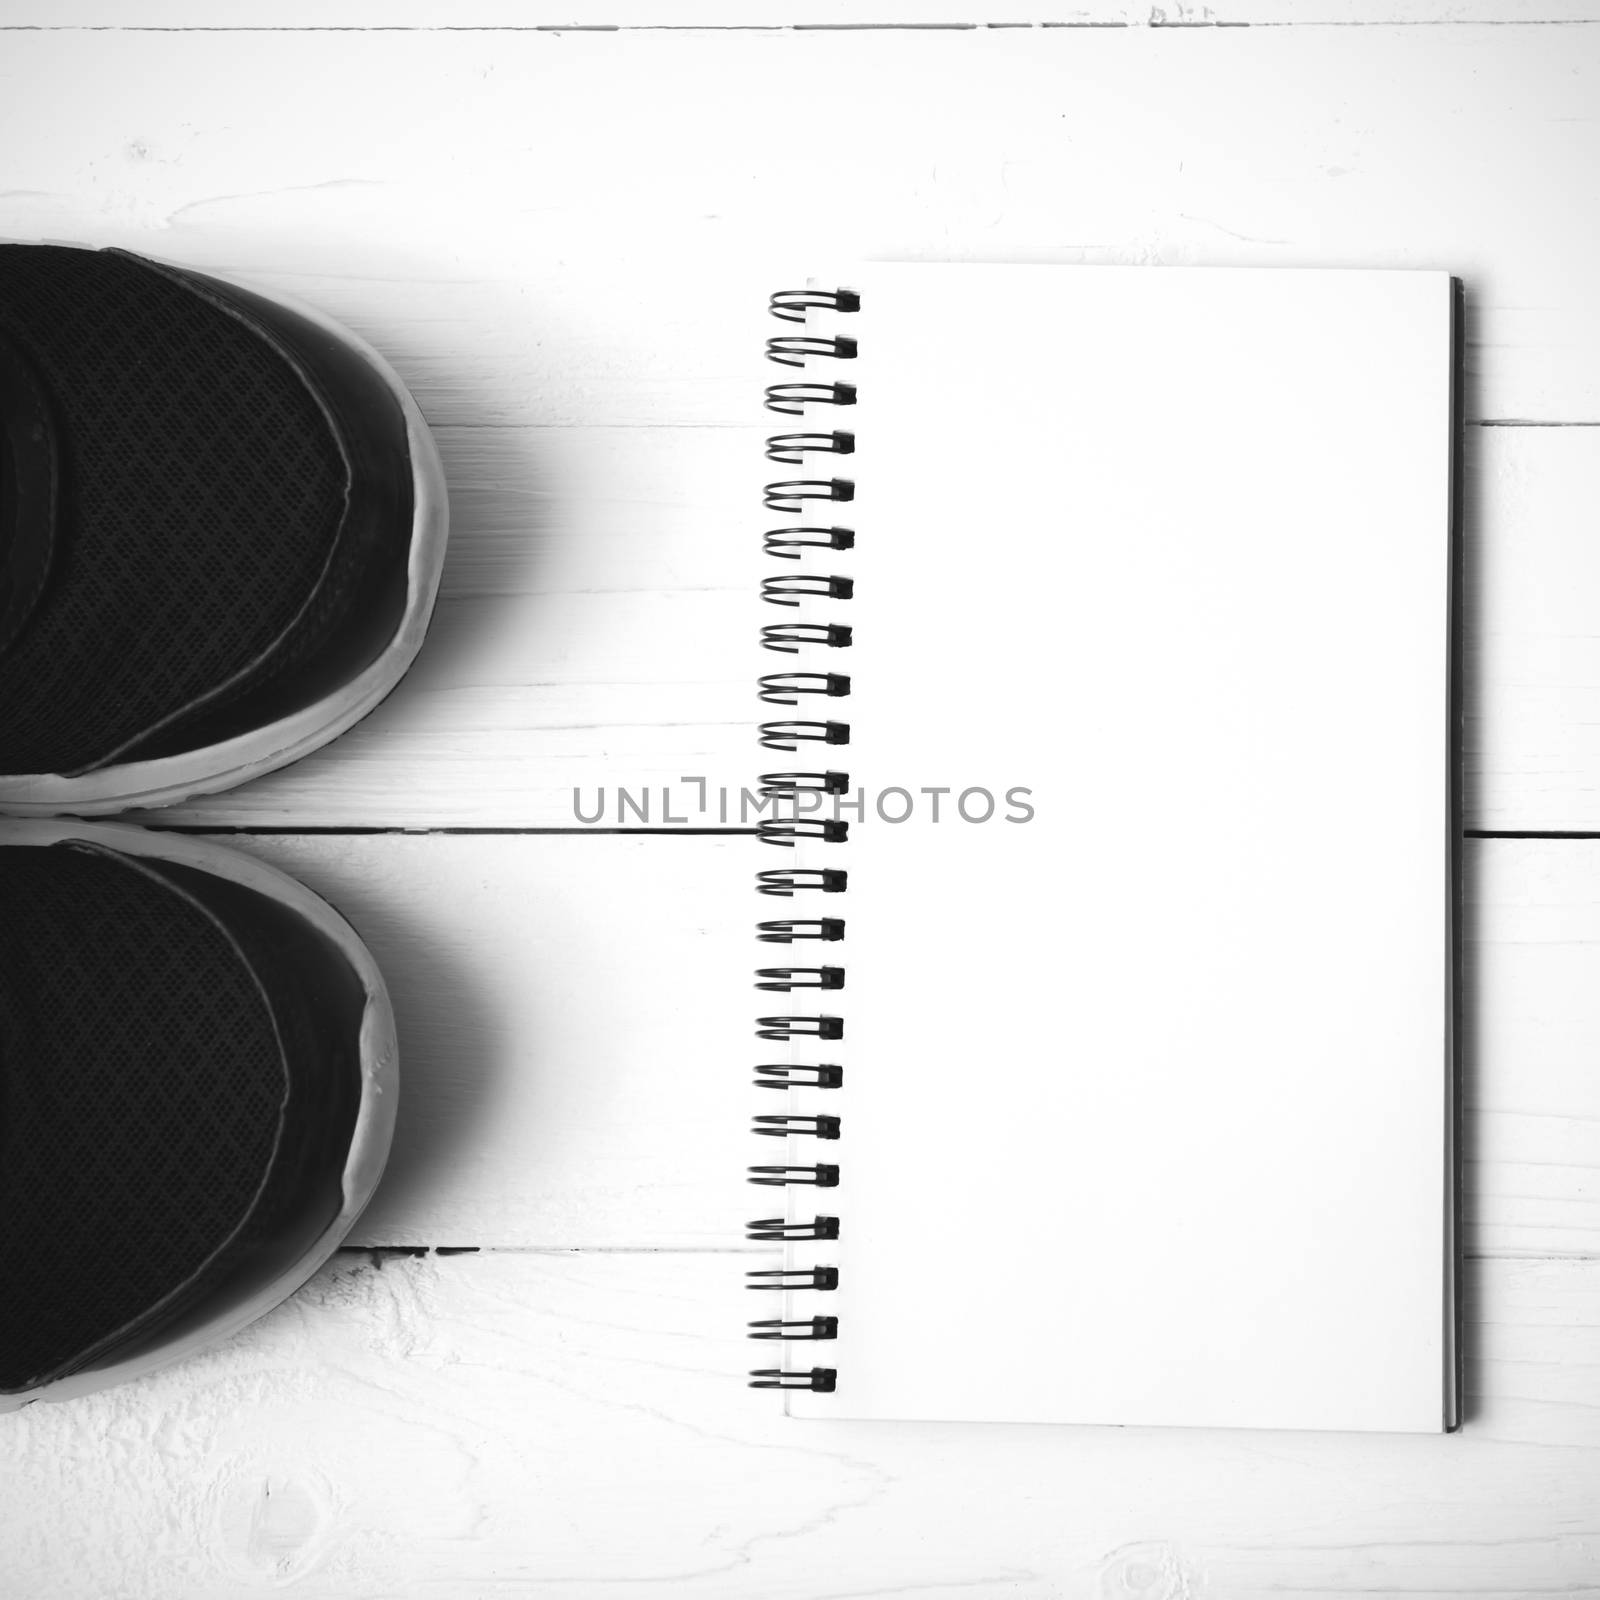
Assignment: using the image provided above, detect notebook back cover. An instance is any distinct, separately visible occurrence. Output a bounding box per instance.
[775,264,1457,1432]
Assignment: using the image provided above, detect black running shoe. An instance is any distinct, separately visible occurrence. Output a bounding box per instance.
[0,822,396,1406]
[0,244,448,813]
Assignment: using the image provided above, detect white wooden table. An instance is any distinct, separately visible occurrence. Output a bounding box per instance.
[5,5,1600,1595]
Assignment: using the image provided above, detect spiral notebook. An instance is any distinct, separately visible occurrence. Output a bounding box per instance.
[745,264,1461,1433]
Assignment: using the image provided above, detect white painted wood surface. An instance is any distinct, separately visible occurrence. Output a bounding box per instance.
[4,10,1600,1597]
[8,1,1600,29]
[7,1251,1600,1600]
[179,832,1594,1259]
[3,831,1597,1595]
[3,23,1600,823]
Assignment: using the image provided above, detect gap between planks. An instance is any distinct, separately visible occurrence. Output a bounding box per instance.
[150,825,760,837]
[338,1244,1582,1259]
[387,419,1600,430]
[3,18,1599,30]
[1467,831,1600,840]
[153,826,1600,840]
[343,1245,764,1257]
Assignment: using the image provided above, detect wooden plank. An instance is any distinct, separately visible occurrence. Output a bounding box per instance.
[4,28,1599,827]
[165,832,1598,1258]
[0,27,1596,422]
[8,1,1600,29]
[1468,426,1600,832]
[3,1249,1596,1598]
[94,423,1600,833]
[1465,838,1600,1261]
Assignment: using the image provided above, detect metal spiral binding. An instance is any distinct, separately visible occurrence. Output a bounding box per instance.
[763,574,854,607]
[763,478,854,515]
[758,818,848,848]
[756,966,845,991]
[769,288,861,323]
[765,381,856,416]
[754,1114,842,1138]
[757,917,845,942]
[762,622,852,653]
[754,1063,844,1088]
[747,1215,840,1241]
[748,286,859,1397]
[759,720,849,751]
[747,1266,840,1289]
[759,771,850,797]
[749,1164,841,1187]
[758,672,851,705]
[766,334,858,367]
[765,431,855,464]
[757,867,847,897]
[749,1317,840,1340]
[757,1014,843,1041]
[750,1368,838,1392]
[764,526,855,559]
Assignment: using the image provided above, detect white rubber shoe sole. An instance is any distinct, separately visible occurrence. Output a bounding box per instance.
[0,283,449,817]
[0,820,398,1410]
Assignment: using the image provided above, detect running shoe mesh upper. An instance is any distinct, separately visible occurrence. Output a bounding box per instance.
[0,844,287,1391]
[0,245,348,775]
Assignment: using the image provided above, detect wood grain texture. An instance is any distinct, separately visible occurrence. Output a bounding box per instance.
[2,27,1595,422]
[1469,427,1600,831]
[4,24,1599,824]
[3,1249,1597,1599]
[146,831,1593,1260]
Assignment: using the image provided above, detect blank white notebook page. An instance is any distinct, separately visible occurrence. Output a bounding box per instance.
[781,265,1456,1433]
